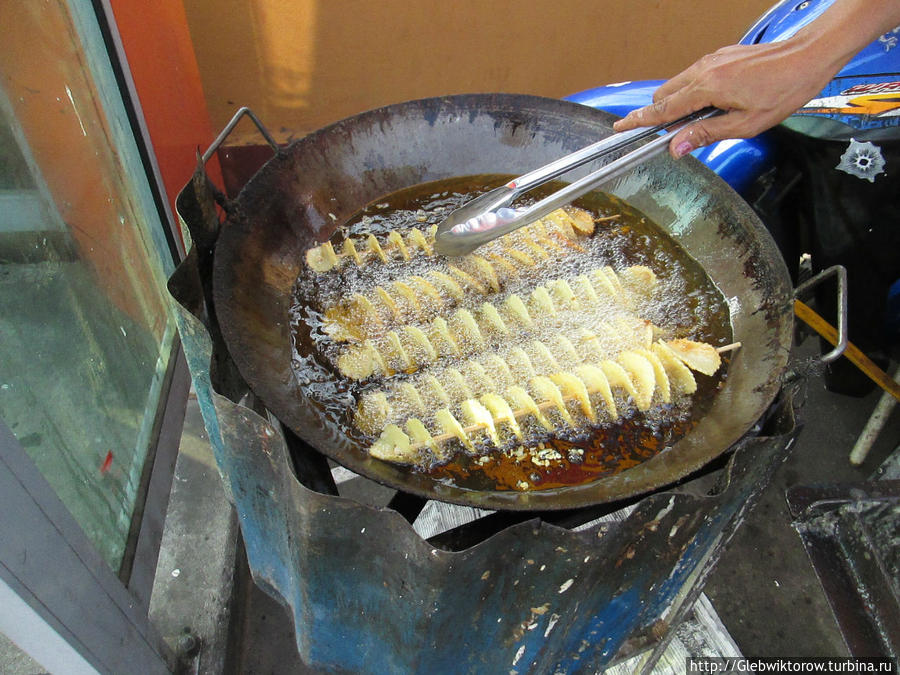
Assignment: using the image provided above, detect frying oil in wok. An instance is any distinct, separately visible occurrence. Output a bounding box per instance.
[290,175,733,492]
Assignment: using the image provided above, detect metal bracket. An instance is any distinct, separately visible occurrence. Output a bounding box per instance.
[794,264,848,364]
[201,106,279,165]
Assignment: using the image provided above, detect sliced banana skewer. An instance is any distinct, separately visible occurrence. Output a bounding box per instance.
[364,339,735,463]
[336,264,657,379]
[306,206,596,273]
[301,199,731,469]
[320,215,601,343]
[307,225,436,272]
[353,310,660,430]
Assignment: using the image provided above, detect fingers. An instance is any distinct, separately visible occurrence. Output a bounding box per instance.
[613,52,718,133]
[665,112,759,158]
[615,105,750,158]
[666,121,717,159]
[613,42,801,154]
[613,97,670,131]
[652,63,700,103]
[613,84,709,133]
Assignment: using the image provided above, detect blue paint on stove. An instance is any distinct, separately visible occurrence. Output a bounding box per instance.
[552,585,645,672]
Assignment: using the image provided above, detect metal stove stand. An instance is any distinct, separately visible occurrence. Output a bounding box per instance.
[163,160,803,674]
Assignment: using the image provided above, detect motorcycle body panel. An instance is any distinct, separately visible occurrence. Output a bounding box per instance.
[566,0,900,193]
[743,0,900,140]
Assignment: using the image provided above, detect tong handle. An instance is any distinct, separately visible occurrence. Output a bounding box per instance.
[452,108,721,252]
[510,107,719,195]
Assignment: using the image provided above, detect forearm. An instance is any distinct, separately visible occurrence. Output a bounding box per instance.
[613,0,900,155]
[790,0,900,81]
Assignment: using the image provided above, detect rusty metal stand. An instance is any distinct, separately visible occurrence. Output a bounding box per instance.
[788,461,900,659]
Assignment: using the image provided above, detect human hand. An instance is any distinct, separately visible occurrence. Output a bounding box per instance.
[612,41,841,158]
[612,0,900,158]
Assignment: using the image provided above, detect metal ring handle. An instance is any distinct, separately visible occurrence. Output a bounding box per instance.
[793,264,848,364]
[174,108,279,251]
[200,106,279,165]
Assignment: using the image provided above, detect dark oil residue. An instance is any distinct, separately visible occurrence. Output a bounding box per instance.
[290,175,733,492]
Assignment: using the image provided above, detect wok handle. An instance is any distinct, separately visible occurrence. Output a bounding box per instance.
[793,264,848,364]
[200,106,280,164]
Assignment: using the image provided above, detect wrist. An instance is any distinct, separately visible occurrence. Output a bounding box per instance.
[788,23,857,79]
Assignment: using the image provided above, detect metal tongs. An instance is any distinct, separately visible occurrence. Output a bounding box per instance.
[433,107,721,256]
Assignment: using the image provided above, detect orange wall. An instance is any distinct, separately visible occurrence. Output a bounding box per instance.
[182,0,775,144]
[107,0,223,244]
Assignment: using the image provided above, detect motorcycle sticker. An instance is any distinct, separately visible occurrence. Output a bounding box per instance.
[835,138,886,182]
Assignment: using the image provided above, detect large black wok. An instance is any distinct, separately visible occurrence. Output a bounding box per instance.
[213,94,794,510]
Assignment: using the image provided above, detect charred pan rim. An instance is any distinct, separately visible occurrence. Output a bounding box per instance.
[213,93,793,510]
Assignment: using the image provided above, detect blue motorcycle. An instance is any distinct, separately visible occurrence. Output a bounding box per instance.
[567,0,900,394]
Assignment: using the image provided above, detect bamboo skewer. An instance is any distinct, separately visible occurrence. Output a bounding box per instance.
[794,299,900,403]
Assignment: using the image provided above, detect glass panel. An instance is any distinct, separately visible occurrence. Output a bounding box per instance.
[0,1,175,570]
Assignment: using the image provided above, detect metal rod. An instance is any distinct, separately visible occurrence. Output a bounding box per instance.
[793,265,848,365]
[849,363,900,465]
[201,107,279,164]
